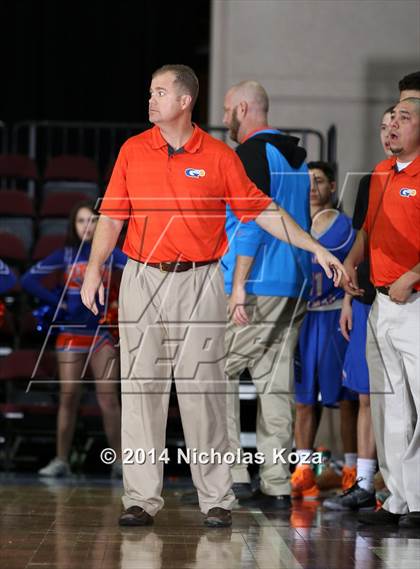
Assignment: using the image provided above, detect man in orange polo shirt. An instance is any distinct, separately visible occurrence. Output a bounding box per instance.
[343,97,420,528]
[81,64,347,528]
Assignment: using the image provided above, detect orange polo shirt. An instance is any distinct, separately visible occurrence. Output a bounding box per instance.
[99,125,272,263]
[363,155,420,290]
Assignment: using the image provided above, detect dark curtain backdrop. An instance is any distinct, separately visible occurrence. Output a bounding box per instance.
[0,0,210,124]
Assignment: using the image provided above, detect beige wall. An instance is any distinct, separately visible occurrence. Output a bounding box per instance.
[209,0,420,212]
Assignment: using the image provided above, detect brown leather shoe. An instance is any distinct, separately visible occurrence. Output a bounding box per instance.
[204,507,232,527]
[119,506,154,526]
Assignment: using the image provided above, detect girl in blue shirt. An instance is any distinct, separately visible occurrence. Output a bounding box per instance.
[22,201,126,477]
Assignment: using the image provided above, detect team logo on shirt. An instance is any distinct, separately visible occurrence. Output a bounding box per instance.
[399,188,416,198]
[185,168,206,178]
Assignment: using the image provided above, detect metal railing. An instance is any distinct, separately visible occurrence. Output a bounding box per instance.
[10,120,334,178]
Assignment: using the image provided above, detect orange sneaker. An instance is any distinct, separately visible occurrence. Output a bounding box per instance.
[291,465,320,500]
[342,465,357,491]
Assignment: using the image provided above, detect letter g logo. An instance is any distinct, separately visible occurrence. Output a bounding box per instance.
[185,168,206,179]
[400,188,416,198]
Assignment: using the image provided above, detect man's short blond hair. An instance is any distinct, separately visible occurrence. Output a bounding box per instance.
[152,64,199,108]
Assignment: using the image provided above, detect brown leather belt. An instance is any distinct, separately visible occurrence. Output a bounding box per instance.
[376,286,390,296]
[140,259,218,272]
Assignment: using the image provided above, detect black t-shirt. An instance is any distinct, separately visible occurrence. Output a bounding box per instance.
[352,174,376,305]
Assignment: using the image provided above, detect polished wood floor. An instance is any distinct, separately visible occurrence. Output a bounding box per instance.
[0,475,418,569]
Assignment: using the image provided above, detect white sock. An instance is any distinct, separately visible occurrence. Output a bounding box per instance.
[344,453,357,467]
[357,458,377,492]
[296,449,312,465]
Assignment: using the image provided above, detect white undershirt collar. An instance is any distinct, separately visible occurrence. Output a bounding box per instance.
[396,160,412,171]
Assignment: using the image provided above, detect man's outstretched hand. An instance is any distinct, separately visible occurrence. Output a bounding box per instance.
[314,245,350,288]
[81,265,104,316]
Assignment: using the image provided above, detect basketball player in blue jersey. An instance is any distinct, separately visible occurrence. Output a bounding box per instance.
[292,162,358,500]
[21,201,126,477]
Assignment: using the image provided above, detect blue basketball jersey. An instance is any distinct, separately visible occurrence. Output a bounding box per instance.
[308,212,355,309]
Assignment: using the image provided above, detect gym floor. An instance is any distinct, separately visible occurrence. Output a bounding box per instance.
[0,474,418,569]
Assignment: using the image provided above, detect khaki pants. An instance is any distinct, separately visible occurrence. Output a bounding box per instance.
[118,259,235,516]
[225,294,306,495]
[367,291,420,514]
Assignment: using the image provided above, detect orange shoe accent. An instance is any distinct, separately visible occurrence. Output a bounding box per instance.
[342,465,357,491]
[291,465,320,500]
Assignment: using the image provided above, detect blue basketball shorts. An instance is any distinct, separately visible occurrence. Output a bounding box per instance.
[295,309,357,406]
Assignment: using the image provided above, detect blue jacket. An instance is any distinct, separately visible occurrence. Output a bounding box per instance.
[222,129,312,298]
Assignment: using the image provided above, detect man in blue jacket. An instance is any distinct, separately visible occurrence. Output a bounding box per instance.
[222,80,312,509]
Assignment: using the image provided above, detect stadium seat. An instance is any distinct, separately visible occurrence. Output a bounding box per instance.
[32,234,67,260]
[44,154,99,183]
[0,220,33,252]
[0,190,35,253]
[43,180,99,200]
[38,219,69,236]
[0,190,35,217]
[41,155,100,209]
[38,191,89,238]
[0,349,56,382]
[0,349,58,469]
[40,191,90,218]
[0,233,27,264]
[0,153,39,190]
